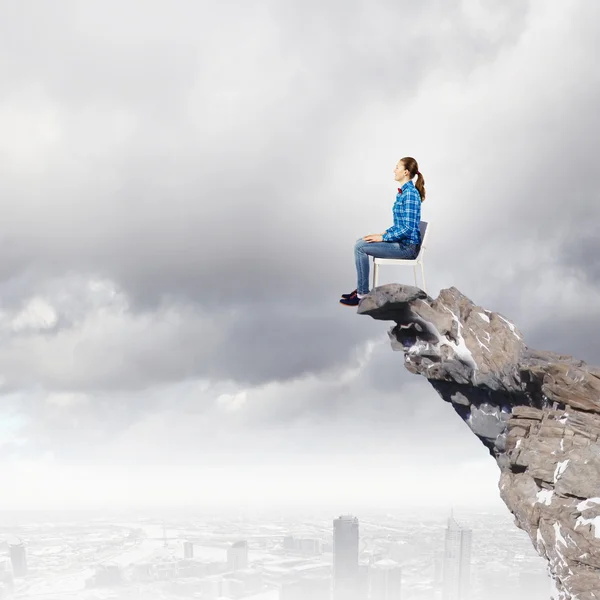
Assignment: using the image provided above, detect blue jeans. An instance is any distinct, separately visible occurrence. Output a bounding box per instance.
[354,238,420,294]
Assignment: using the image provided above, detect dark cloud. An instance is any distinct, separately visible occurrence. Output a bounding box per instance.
[0,0,534,311]
[0,0,537,395]
[2,0,600,484]
[526,308,600,367]
[558,230,600,289]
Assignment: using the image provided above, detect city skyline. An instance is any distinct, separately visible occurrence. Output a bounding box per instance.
[0,507,549,599]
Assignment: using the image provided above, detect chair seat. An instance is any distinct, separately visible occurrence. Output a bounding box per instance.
[373,256,421,265]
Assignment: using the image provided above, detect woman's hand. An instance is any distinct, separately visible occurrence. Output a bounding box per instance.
[363,234,384,243]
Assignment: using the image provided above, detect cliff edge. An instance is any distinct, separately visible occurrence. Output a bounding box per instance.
[358,284,600,600]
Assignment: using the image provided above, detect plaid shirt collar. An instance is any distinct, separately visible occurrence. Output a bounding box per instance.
[397,179,415,194]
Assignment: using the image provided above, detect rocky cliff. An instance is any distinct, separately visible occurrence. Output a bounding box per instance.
[358,284,600,600]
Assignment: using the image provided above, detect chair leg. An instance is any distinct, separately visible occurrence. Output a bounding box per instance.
[413,265,418,287]
[420,259,427,294]
[373,260,378,288]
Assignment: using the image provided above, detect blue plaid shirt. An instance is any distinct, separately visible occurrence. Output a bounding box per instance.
[382,179,421,244]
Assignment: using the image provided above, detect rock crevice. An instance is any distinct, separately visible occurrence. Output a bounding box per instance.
[358,285,600,600]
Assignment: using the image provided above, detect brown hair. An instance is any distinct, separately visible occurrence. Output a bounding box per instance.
[400,156,426,202]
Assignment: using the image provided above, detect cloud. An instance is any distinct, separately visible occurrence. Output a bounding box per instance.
[0,0,599,507]
[5,338,480,468]
[0,0,537,395]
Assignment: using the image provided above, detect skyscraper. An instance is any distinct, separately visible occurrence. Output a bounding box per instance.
[333,515,360,600]
[433,549,444,589]
[9,542,27,578]
[0,557,14,590]
[370,558,402,599]
[227,540,249,572]
[183,541,194,559]
[442,515,472,600]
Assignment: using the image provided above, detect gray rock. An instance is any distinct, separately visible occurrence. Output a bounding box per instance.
[469,403,507,440]
[358,284,600,599]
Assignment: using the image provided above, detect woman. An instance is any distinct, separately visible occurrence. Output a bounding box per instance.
[340,156,425,307]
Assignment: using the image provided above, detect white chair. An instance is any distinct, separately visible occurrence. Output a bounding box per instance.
[372,221,430,293]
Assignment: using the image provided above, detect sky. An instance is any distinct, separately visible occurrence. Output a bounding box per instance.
[1,0,600,512]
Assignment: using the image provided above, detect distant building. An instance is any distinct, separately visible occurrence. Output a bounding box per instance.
[474,560,509,598]
[9,543,27,578]
[280,576,331,600]
[283,536,295,551]
[0,560,9,575]
[222,576,245,597]
[199,574,223,597]
[0,558,13,591]
[225,567,263,595]
[131,562,155,582]
[433,550,444,588]
[358,563,369,599]
[228,540,249,572]
[154,560,179,580]
[91,563,123,587]
[176,559,211,579]
[333,515,360,600]
[282,535,322,556]
[183,540,194,559]
[442,515,472,600]
[370,558,402,599]
[364,549,385,565]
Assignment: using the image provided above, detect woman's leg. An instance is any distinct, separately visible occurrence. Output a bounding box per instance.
[364,242,420,261]
[354,238,372,295]
[355,241,420,293]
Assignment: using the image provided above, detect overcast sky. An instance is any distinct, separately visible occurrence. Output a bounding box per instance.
[1,0,599,512]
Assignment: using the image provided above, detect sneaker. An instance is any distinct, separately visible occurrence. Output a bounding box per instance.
[340,289,357,299]
[339,294,361,307]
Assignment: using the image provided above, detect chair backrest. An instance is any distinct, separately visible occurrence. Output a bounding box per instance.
[419,220,429,249]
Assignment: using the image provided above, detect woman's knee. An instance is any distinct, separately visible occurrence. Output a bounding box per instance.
[354,237,367,250]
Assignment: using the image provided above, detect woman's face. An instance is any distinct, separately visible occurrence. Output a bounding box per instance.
[394,160,408,181]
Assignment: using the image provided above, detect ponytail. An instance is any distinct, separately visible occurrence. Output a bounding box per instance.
[415,171,426,202]
[400,157,426,202]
